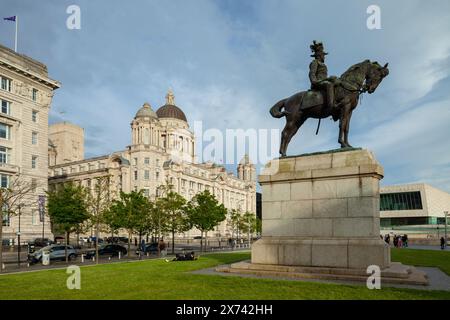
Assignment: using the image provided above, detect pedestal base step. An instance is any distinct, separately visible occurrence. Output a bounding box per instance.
[216,261,429,286]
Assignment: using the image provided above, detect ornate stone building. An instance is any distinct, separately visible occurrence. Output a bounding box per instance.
[0,44,60,242]
[48,90,256,238]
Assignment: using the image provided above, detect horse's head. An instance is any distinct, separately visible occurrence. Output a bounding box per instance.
[364,61,389,94]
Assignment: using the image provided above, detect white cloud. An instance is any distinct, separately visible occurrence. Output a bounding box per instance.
[1,0,450,191]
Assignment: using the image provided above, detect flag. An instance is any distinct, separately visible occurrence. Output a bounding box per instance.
[3,16,16,22]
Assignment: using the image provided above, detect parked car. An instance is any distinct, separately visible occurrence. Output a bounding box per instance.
[136,243,159,255]
[88,236,103,243]
[106,236,129,244]
[84,244,127,259]
[54,236,65,244]
[31,238,53,248]
[28,245,77,264]
[79,237,90,245]
[118,237,129,244]
[193,236,205,239]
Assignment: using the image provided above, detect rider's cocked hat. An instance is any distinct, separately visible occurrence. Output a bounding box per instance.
[310,40,328,57]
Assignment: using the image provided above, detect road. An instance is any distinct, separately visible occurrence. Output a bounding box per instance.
[0,242,251,274]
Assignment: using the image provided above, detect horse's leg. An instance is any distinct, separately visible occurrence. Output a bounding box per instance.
[338,103,351,148]
[279,114,304,157]
[344,110,353,147]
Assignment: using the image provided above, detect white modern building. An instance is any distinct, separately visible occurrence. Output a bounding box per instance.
[380,183,450,228]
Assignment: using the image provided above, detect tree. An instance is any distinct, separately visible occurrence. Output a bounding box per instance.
[255,217,262,236]
[0,175,35,273]
[240,212,257,245]
[156,183,189,254]
[86,176,112,264]
[134,198,153,250]
[47,183,90,263]
[109,191,148,258]
[103,206,122,240]
[228,209,242,241]
[146,199,166,243]
[187,190,227,252]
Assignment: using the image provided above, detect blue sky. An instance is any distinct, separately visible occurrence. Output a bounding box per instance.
[1,0,449,191]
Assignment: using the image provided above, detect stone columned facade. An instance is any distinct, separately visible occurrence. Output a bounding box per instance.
[49,90,256,238]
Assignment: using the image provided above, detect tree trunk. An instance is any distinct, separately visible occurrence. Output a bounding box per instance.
[95,222,99,265]
[200,231,203,252]
[138,232,142,250]
[0,225,4,273]
[171,229,175,254]
[205,231,208,252]
[127,230,131,258]
[65,231,69,263]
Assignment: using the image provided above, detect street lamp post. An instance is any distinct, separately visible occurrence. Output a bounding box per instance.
[17,204,21,268]
[445,211,448,248]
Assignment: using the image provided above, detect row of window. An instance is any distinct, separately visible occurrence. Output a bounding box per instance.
[0,123,39,145]
[52,162,107,176]
[1,75,39,102]
[0,147,38,169]
[0,175,38,190]
[133,157,160,167]
[380,191,423,211]
[2,208,42,227]
[134,170,160,181]
[381,217,448,227]
[1,98,39,121]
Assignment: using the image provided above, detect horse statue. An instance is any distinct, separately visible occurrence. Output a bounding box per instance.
[270,60,389,157]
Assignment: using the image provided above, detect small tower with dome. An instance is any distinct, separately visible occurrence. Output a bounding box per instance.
[237,154,256,182]
[131,102,160,149]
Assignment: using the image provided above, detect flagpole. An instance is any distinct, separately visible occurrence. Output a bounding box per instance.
[14,15,18,52]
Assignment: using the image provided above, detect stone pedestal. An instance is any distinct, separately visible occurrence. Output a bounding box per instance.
[253,148,390,269]
[218,148,428,286]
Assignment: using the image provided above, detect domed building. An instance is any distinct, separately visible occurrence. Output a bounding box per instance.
[48,90,256,239]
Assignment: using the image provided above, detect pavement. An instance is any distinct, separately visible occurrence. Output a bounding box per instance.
[407,245,450,251]
[192,265,450,292]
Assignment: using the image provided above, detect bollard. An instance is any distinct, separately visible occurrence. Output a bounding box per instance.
[27,262,30,268]
[108,257,111,261]
[92,256,95,262]
[81,254,84,263]
[119,251,121,260]
[146,252,149,257]
[2,263,5,270]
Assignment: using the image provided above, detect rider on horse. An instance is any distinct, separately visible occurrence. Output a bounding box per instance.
[308,41,340,119]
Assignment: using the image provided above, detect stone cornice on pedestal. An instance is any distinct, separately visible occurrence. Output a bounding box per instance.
[259,148,383,184]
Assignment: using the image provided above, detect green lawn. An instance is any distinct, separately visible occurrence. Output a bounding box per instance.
[0,250,449,300]
[391,248,450,275]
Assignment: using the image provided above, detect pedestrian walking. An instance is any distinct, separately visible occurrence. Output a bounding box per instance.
[441,237,445,250]
[159,239,167,257]
[384,234,390,245]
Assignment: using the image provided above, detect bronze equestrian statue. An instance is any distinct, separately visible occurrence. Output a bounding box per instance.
[270,41,389,157]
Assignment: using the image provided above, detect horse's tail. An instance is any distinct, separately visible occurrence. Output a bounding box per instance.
[270,99,287,118]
